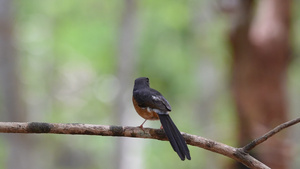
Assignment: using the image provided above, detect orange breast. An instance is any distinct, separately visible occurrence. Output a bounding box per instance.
[132,96,159,120]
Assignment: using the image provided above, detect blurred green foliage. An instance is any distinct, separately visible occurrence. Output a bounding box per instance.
[0,0,299,169]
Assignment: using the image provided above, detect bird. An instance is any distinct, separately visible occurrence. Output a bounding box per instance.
[132,77,191,160]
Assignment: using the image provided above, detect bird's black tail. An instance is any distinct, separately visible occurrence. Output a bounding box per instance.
[158,114,191,161]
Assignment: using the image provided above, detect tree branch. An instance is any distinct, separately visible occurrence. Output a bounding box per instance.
[0,122,269,169]
[0,118,298,168]
[243,117,300,152]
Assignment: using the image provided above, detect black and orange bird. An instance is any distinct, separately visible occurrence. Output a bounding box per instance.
[132,77,191,160]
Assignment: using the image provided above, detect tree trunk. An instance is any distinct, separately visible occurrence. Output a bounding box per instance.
[0,0,38,168]
[226,0,292,168]
[114,0,142,169]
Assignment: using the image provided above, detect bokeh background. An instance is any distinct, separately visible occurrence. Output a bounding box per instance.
[0,0,299,169]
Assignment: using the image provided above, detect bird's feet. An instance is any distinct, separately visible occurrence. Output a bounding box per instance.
[137,120,147,132]
[138,124,145,132]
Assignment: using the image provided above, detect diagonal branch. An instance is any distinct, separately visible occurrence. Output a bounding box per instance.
[0,122,269,169]
[243,117,300,152]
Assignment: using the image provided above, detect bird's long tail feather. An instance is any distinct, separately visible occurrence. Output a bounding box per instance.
[158,114,191,160]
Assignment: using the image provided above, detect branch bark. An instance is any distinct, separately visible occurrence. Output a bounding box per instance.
[0,118,299,168]
[0,121,274,169]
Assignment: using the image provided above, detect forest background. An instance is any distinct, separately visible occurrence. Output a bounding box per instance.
[0,0,299,169]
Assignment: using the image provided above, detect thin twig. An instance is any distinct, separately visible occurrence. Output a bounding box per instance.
[243,117,300,152]
[0,122,269,169]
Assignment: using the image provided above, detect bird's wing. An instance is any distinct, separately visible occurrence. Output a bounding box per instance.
[133,89,171,112]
